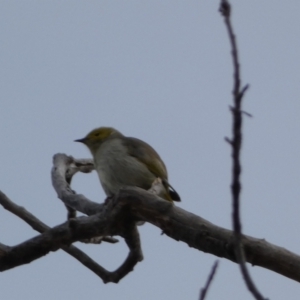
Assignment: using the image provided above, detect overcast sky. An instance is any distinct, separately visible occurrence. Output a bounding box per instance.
[1,1,300,299]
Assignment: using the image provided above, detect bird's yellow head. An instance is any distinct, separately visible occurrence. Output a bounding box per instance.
[75,127,121,155]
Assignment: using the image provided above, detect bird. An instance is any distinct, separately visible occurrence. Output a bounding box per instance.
[75,127,180,202]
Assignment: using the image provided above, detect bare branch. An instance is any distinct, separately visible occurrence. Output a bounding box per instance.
[51,153,104,216]
[0,194,143,283]
[2,185,300,283]
[199,260,219,300]
[1,143,300,285]
[220,1,266,299]
[0,191,132,284]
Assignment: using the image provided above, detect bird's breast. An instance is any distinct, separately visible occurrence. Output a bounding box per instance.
[94,139,155,195]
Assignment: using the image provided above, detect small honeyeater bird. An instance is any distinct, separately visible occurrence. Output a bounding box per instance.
[75,127,180,202]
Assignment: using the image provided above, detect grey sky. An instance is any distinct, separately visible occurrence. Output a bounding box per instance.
[1,1,300,299]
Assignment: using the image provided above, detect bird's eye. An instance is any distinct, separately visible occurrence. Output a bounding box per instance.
[95,133,100,137]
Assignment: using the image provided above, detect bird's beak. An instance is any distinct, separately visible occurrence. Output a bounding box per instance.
[74,138,87,144]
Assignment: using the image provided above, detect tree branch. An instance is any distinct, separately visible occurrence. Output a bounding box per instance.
[51,154,104,216]
[220,1,266,299]
[1,183,300,282]
[0,190,136,284]
[1,153,300,284]
[199,260,219,300]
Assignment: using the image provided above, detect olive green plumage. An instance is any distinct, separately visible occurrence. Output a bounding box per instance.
[75,127,180,202]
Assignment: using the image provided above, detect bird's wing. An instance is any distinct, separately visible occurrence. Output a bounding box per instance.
[123,137,181,202]
[123,137,168,179]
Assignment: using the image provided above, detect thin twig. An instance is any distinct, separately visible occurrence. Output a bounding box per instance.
[219,1,267,300]
[199,260,219,300]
